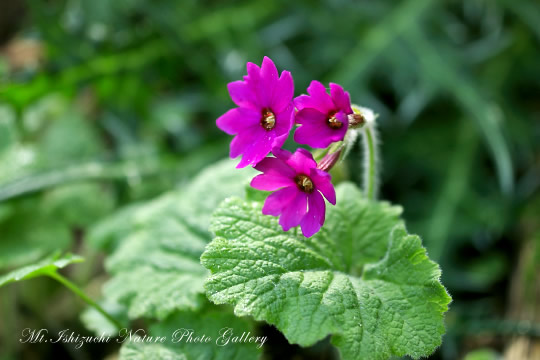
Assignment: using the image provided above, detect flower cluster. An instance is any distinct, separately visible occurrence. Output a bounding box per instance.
[217,57,362,237]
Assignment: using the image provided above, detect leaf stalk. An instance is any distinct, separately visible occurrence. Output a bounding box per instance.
[48,272,123,331]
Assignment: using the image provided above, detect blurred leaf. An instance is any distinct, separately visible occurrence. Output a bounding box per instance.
[81,299,129,336]
[0,40,168,109]
[0,105,17,153]
[331,0,434,86]
[88,159,255,320]
[0,158,154,202]
[463,348,500,360]
[427,120,479,261]
[0,253,83,288]
[0,97,101,187]
[0,133,228,202]
[499,0,540,40]
[120,343,187,360]
[21,94,69,136]
[37,113,101,164]
[120,307,262,360]
[41,183,115,227]
[0,200,72,269]
[405,26,514,194]
[465,252,508,288]
[0,144,38,185]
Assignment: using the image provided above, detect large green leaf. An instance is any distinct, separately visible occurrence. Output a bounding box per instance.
[119,307,262,360]
[89,159,255,320]
[201,183,451,360]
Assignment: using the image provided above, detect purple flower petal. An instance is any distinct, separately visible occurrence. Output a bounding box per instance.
[229,124,275,168]
[334,110,348,123]
[245,61,267,107]
[274,104,294,137]
[253,148,336,237]
[246,62,261,81]
[262,186,298,216]
[271,71,294,113]
[300,191,326,237]
[229,124,262,158]
[286,148,317,174]
[310,168,336,205]
[218,57,296,167]
[244,57,277,109]
[293,95,312,111]
[330,83,353,114]
[293,81,352,149]
[251,173,295,191]
[294,107,326,125]
[261,56,278,89]
[216,107,260,135]
[294,109,345,148]
[272,147,316,175]
[236,129,274,168]
[254,156,296,178]
[272,131,289,151]
[271,147,292,161]
[251,155,296,191]
[279,191,308,231]
[227,81,259,110]
[306,80,334,114]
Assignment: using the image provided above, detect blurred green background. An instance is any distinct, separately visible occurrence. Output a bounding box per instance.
[0,0,539,359]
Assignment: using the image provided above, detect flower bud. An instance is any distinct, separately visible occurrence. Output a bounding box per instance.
[348,113,365,128]
[317,150,342,172]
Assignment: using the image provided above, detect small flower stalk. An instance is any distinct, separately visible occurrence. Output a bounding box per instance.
[217,57,379,237]
[352,105,379,200]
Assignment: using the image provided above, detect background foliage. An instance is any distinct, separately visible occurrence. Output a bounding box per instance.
[0,0,539,359]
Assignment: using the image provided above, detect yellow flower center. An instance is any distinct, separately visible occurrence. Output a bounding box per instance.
[261,109,276,130]
[326,112,343,129]
[295,174,314,193]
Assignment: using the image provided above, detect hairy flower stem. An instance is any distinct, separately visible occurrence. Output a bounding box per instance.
[354,107,379,200]
[48,272,123,330]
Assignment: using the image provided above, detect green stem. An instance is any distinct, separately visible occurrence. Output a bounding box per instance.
[48,272,123,331]
[361,122,379,200]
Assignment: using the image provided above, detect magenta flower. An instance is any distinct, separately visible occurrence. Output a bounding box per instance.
[293,81,353,148]
[250,148,336,237]
[216,57,294,168]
